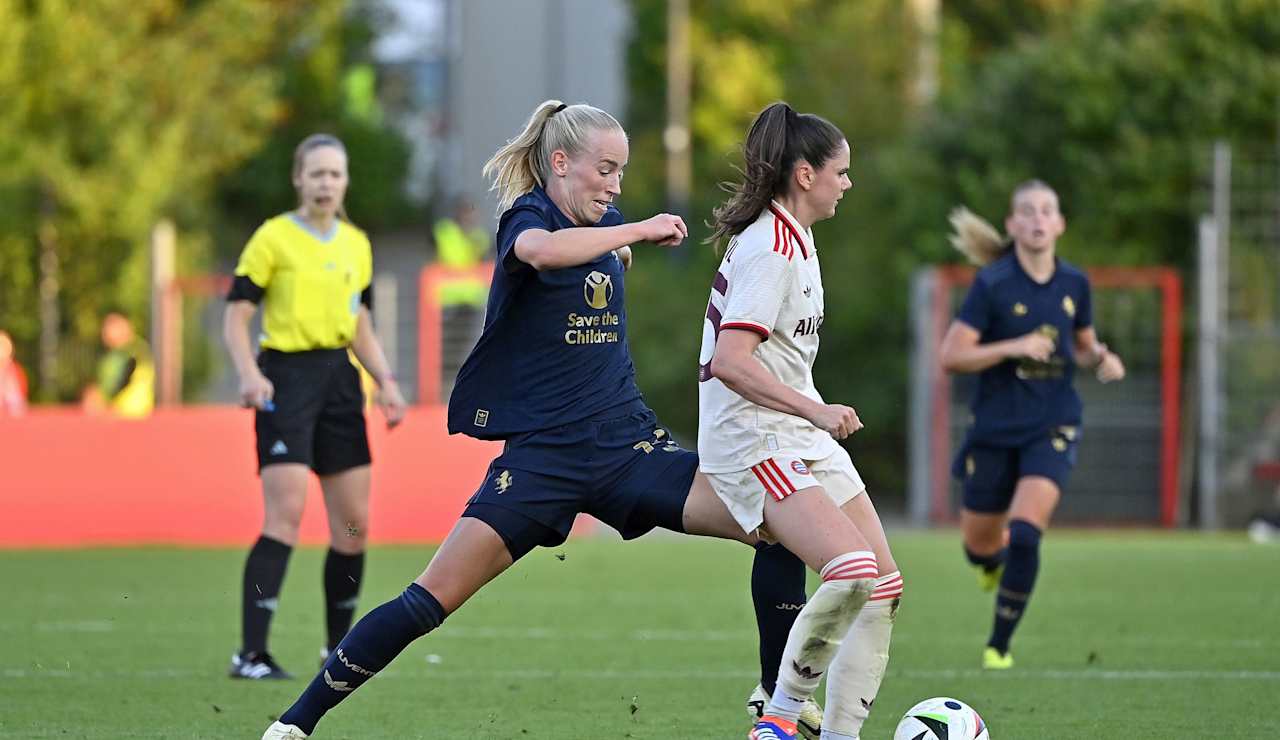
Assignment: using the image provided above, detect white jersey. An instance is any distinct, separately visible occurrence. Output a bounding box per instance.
[697,201,839,473]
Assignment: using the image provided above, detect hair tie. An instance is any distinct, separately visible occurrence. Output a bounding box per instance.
[554,103,568,114]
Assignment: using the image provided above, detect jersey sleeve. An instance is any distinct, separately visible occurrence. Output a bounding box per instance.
[719,246,794,340]
[1074,277,1093,329]
[955,277,992,334]
[495,204,548,274]
[233,224,276,291]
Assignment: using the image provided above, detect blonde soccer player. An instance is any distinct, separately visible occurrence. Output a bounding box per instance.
[941,181,1125,669]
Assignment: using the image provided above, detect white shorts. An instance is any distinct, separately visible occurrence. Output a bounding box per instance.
[702,446,867,534]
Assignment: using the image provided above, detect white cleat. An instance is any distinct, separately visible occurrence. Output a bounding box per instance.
[262,720,308,739]
[746,684,822,740]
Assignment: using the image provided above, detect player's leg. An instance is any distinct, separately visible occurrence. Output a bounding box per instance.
[312,362,374,657]
[268,450,574,737]
[318,465,370,654]
[958,444,1017,591]
[270,516,519,737]
[239,350,326,680]
[822,484,902,740]
[987,475,1059,661]
[748,542,807,702]
[753,472,877,737]
[234,462,309,680]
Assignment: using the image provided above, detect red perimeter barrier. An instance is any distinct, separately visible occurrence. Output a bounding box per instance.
[0,406,500,548]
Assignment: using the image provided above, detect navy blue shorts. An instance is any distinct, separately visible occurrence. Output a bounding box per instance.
[462,399,696,561]
[953,426,1080,514]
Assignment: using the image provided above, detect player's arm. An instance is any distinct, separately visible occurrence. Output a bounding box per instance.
[709,329,862,440]
[222,297,273,409]
[351,305,407,428]
[1073,326,1125,382]
[513,214,686,271]
[939,320,1055,374]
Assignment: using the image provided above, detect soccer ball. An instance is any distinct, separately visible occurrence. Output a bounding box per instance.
[893,697,990,740]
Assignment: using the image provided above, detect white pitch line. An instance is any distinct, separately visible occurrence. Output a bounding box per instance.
[3,667,1277,682]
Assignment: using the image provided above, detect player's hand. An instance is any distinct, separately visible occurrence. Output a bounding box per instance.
[636,214,687,247]
[238,370,274,410]
[1096,351,1125,383]
[614,245,633,271]
[1012,332,1055,362]
[808,403,863,440]
[378,378,408,429]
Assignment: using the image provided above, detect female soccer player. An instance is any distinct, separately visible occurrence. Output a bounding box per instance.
[262,101,765,739]
[225,133,407,681]
[700,102,903,740]
[940,181,1125,669]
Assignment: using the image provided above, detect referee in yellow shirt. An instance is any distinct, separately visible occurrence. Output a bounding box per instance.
[223,133,407,680]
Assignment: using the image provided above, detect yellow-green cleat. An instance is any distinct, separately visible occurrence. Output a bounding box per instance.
[975,564,1003,592]
[982,646,1014,670]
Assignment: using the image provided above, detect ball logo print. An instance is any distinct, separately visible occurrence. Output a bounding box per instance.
[584,271,613,309]
[894,697,989,740]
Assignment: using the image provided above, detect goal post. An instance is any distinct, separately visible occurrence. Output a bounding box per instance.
[908,265,1183,527]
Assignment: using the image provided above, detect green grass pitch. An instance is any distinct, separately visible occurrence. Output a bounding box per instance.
[4,530,1277,738]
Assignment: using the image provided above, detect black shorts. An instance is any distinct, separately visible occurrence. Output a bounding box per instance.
[255,349,371,475]
[952,426,1080,513]
[462,399,696,561]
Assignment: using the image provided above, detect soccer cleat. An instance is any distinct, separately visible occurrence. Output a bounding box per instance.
[746,685,821,739]
[262,720,308,739]
[975,564,1003,592]
[229,650,293,680]
[982,646,1014,670]
[750,715,798,739]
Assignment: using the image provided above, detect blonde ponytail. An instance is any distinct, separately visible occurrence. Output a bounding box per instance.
[482,99,625,213]
[947,206,1008,266]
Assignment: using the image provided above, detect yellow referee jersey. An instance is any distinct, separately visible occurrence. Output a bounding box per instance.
[234,214,373,352]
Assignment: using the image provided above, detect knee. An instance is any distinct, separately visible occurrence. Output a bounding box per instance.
[1008,519,1042,551]
[333,517,370,552]
[819,552,880,602]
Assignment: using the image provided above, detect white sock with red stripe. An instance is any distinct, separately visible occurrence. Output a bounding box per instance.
[766,551,877,723]
[822,570,903,738]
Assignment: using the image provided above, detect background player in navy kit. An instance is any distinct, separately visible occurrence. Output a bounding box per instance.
[261,101,761,739]
[225,134,407,681]
[940,180,1126,669]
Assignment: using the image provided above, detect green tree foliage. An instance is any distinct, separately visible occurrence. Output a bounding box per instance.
[0,0,344,398]
[623,0,920,490]
[216,2,415,244]
[624,0,1280,498]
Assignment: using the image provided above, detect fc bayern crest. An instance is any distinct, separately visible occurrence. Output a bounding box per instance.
[791,460,810,475]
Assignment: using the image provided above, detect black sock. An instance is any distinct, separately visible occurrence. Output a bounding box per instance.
[751,542,807,696]
[965,544,1007,573]
[280,583,445,734]
[988,519,1042,653]
[324,549,365,651]
[241,535,292,655]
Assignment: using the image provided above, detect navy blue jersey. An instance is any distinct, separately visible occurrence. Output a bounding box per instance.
[447,185,642,439]
[955,251,1093,447]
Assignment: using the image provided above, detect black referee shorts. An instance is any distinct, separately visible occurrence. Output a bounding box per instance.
[254,348,371,475]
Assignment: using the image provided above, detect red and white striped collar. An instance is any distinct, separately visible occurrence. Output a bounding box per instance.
[768,200,813,259]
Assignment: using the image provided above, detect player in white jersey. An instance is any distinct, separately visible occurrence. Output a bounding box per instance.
[699,102,902,740]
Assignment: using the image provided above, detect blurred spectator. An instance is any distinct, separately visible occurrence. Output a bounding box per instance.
[432,196,490,308]
[82,313,154,418]
[0,330,28,417]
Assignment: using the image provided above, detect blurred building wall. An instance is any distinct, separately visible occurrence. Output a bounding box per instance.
[441,0,631,224]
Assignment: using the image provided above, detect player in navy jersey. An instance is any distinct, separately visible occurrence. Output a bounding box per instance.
[940,181,1126,670]
[261,100,771,739]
